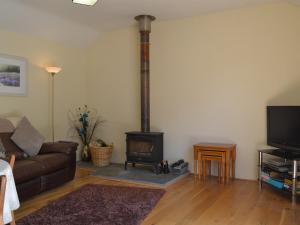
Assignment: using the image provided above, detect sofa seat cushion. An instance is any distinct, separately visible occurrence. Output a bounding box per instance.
[30,153,69,175]
[13,160,44,184]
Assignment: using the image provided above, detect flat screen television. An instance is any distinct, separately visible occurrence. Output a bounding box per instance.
[267,106,300,152]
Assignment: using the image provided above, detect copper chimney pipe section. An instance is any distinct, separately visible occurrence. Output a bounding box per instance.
[135,15,156,132]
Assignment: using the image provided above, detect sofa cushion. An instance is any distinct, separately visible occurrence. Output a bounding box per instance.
[30,153,70,175]
[0,133,27,160]
[11,117,45,157]
[0,118,15,133]
[13,160,44,184]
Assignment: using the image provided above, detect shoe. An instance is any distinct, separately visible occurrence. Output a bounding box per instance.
[171,159,184,168]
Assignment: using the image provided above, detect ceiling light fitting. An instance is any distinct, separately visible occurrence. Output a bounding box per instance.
[72,0,98,6]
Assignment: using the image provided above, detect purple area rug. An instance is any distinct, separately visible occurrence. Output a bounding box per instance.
[17,184,165,225]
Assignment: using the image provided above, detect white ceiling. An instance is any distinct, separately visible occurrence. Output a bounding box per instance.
[0,0,293,47]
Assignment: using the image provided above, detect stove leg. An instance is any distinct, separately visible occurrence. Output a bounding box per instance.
[124,161,128,170]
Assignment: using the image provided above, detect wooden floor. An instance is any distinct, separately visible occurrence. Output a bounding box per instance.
[15,168,300,225]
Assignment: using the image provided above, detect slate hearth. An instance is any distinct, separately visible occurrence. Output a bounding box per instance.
[78,162,189,187]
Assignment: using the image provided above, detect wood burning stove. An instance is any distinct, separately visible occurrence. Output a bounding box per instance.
[125,15,163,173]
[125,132,163,171]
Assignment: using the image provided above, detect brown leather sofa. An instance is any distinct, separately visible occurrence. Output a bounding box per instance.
[0,132,78,201]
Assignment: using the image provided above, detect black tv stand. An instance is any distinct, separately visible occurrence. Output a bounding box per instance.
[270,149,300,160]
[258,149,300,203]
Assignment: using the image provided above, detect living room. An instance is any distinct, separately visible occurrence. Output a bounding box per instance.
[0,0,300,225]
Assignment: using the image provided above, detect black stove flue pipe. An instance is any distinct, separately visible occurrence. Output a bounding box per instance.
[135,15,156,133]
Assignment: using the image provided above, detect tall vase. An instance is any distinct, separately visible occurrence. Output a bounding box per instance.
[81,144,91,161]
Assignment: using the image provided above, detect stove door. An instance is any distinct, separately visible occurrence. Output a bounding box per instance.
[126,137,154,162]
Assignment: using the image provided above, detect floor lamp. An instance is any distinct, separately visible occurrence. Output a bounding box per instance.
[45,67,62,142]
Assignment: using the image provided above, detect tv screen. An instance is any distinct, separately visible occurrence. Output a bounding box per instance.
[267,106,300,152]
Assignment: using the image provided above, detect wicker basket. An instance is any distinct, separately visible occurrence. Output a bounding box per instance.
[90,145,113,167]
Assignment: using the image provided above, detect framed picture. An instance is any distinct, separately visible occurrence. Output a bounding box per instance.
[0,54,27,96]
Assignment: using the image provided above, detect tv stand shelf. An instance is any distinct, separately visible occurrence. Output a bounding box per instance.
[258,149,300,203]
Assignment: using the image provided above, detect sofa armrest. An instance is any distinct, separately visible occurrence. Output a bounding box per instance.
[40,141,78,155]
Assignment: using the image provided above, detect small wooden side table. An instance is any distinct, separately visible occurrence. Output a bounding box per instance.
[194,143,236,183]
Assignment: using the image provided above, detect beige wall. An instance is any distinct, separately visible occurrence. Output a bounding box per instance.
[1,2,299,179]
[87,3,300,180]
[87,28,140,163]
[0,30,87,144]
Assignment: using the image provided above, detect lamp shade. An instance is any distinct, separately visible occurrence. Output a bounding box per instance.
[46,67,62,74]
[72,0,98,6]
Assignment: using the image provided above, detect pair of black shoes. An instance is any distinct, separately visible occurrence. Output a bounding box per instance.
[159,160,170,174]
[171,159,185,168]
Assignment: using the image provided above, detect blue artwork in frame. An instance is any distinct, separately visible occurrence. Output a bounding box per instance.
[0,54,27,96]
